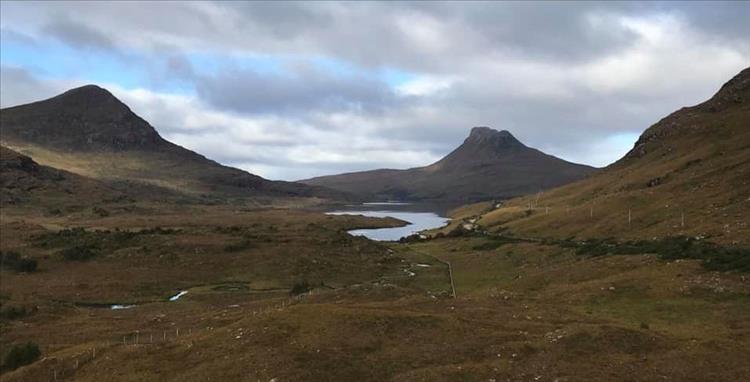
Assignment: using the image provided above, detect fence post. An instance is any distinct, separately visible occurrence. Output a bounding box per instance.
[628,209,632,226]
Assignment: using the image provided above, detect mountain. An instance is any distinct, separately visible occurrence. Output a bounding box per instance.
[0,85,346,201]
[472,67,750,245]
[302,127,596,202]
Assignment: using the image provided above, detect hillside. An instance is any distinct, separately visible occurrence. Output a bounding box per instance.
[302,127,596,202]
[0,85,346,201]
[469,67,750,245]
[0,145,125,207]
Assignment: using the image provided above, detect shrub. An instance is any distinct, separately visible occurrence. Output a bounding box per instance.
[35,227,171,251]
[92,206,110,217]
[0,251,37,273]
[290,280,312,296]
[2,342,40,371]
[574,239,617,257]
[60,245,98,261]
[15,258,37,272]
[0,305,28,320]
[565,236,750,272]
[223,238,255,252]
[398,234,426,243]
[139,227,179,235]
[471,236,524,251]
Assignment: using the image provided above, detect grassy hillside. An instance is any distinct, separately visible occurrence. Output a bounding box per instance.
[0,85,348,202]
[1,145,128,207]
[467,67,750,246]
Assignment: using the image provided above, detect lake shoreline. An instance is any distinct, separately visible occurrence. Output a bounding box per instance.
[327,202,452,241]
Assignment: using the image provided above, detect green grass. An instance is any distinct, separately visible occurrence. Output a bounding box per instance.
[559,236,750,272]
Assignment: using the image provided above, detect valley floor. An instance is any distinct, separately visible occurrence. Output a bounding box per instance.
[1,204,749,381]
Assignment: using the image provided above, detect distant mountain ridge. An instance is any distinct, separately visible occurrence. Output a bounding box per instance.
[302,127,596,202]
[0,85,347,200]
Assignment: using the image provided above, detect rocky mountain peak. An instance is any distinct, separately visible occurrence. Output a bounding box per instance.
[700,66,750,112]
[464,127,524,149]
[1,84,166,151]
[45,84,131,115]
[624,66,749,160]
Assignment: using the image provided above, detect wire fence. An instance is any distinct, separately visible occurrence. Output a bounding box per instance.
[17,293,312,381]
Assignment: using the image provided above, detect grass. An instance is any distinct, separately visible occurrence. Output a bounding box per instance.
[1,202,748,381]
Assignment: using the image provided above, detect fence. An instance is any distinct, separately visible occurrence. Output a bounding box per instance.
[20,293,312,381]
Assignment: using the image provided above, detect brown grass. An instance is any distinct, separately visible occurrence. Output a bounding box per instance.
[2,203,749,381]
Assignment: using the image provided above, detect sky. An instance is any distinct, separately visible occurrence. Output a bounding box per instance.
[1,1,748,181]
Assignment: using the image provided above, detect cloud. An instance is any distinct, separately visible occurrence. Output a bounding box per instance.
[0,1,748,180]
[42,17,115,52]
[0,66,79,107]
[194,63,399,115]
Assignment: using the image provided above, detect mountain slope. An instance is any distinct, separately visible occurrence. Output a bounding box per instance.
[0,85,345,200]
[0,145,125,206]
[302,127,596,202]
[472,67,750,245]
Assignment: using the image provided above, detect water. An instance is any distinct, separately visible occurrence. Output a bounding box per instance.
[110,304,136,310]
[169,290,188,301]
[327,203,451,241]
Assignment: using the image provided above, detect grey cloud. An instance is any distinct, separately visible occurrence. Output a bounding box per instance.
[0,28,39,47]
[165,55,196,79]
[42,18,115,52]
[0,65,78,108]
[658,2,750,45]
[1,1,749,180]
[3,1,748,72]
[195,65,399,116]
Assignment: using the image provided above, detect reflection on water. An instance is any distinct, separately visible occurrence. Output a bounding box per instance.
[327,203,451,241]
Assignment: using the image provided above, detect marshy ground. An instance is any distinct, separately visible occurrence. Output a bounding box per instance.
[1,203,748,381]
